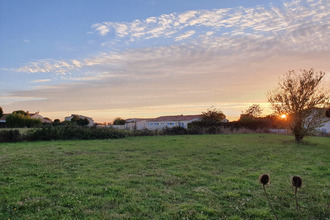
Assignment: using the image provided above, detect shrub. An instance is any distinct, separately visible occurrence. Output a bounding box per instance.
[133,128,155,136]
[6,113,41,128]
[0,129,21,142]
[162,126,187,135]
[23,125,127,141]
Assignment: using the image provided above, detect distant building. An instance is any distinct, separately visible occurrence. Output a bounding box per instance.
[125,115,202,130]
[315,108,330,134]
[0,114,10,128]
[65,114,95,127]
[28,112,52,123]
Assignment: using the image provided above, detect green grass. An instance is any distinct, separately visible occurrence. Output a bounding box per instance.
[0,134,329,219]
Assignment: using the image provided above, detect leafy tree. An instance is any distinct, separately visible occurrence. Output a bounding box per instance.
[71,115,81,122]
[77,118,89,127]
[201,107,226,125]
[54,119,61,123]
[243,104,263,118]
[71,115,90,127]
[113,117,126,125]
[0,107,3,118]
[268,68,329,143]
[6,111,41,128]
[13,110,28,116]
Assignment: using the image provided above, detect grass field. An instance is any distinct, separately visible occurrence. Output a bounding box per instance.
[0,134,329,219]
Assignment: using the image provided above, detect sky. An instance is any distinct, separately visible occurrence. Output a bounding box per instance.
[0,0,329,123]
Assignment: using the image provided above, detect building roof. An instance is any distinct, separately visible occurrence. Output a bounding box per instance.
[148,115,201,122]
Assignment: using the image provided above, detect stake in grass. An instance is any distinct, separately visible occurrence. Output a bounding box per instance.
[292,176,302,220]
[259,174,278,220]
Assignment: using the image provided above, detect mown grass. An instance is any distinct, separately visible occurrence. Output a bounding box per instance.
[0,134,329,219]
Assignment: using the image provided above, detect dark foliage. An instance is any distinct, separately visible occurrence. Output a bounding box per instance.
[0,129,21,142]
[6,113,42,128]
[132,128,155,136]
[113,117,126,125]
[162,126,187,135]
[238,116,272,130]
[326,108,330,118]
[24,125,126,141]
[71,115,90,127]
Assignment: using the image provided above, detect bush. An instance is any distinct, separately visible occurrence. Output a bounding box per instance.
[0,130,21,142]
[23,125,127,141]
[6,113,41,128]
[162,126,187,135]
[133,128,155,136]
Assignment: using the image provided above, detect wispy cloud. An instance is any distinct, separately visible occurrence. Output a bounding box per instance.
[175,30,196,41]
[10,0,329,79]
[30,79,51,83]
[91,0,329,44]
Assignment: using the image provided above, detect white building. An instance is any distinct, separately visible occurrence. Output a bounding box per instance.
[29,112,52,123]
[309,108,330,134]
[125,115,201,130]
[65,114,94,127]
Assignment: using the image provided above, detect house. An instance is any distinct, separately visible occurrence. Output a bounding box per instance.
[308,108,330,134]
[316,108,330,134]
[28,112,52,123]
[125,118,150,130]
[65,114,95,127]
[0,114,10,128]
[125,115,202,130]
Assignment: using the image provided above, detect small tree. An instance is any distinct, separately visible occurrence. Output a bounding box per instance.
[0,107,3,118]
[243,104,263,118]
[54,119,61,123]
[201,107,226,126]
[6,111,41,128]
[71,115,89,127]
[113,117,126,125]
[13,110,28,116]
[268,69,329,143]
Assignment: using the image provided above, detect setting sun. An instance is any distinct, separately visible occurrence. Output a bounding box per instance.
[280,114,287,119]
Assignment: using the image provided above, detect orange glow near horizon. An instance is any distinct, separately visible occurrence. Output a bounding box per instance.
[280,114,287,119]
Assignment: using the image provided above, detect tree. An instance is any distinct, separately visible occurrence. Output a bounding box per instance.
[267,68,329,143]
[201,107,226,125]
[71,115,89,126]
[243,104,263,118]
[6,111,41,128]
[13,110,28,116]
[113,117,126,125]
[0,107,3,118]
[54,119,61,123]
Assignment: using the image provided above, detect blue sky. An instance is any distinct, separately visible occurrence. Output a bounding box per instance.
[1,0,329,122]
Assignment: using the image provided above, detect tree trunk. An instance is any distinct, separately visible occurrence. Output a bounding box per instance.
[294,133,304,143]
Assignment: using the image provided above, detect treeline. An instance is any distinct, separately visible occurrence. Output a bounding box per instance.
[0,125,126,142]
[5,110,42,128]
